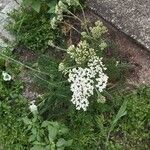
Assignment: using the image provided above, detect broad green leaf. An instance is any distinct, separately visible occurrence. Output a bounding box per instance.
[50,142,56,150]
[31,128,37,135]
[48,125,58,140]
[110,100,127,132]
[29,135,36,142]
[48,7,55,14]
[56,138,66,147]
[31,145,44,150]
[45,145,51,150]
[59,126,68,135]
[64,139,73,147]
[112,100,127,128]
[56,138,73,147]
[41,121,49,127]
[49,122,59,128]
[47,1,57,14]
[22,117,31,125]
[106,100,127,144]
[22,0,32,6]
[31,0,41,13]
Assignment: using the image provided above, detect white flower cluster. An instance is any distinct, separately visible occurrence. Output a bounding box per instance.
[89,21,108,39]
[88,56,108,92]
[68,56,108,111]
[51,0,79,29]
[68,67,94,111]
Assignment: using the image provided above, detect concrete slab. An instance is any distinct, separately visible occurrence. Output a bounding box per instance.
[86,0,150,50]
[0,0,20,43]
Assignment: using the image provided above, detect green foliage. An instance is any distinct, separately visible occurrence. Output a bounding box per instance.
[23,115,72,150]
[65,87,150,150]
[106,100,127,145]
[22,0,57,13]
[7,7,62,52]
[1,1,149,150]
[22,0,82,13]
[7,0,81,52]
[0,95,29,150]
[0,58,29,149]
[0,53,72,150]
[112,86,150,149]
[31,54,71,119]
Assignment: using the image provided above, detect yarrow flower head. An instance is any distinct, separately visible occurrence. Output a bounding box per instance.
[89,21,108,39]
[88,56,108,92]
[99,41,107,51]
[2,71,12,81]
[68,56,108,111]
[67,40,96,64]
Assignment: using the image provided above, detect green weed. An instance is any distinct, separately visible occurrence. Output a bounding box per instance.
[7,8,63,52]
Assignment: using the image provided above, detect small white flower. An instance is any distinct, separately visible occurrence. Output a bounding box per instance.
[116,61,119,66]
[48,40,54,47]
[2,71,12,81]
[29,102,37,113]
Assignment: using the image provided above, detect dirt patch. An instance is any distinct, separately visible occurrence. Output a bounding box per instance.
[112,31,150,86]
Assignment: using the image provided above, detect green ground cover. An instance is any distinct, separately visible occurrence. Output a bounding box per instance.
[0,0,149,149]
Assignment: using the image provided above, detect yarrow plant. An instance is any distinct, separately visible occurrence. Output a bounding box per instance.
[58,20,109,111]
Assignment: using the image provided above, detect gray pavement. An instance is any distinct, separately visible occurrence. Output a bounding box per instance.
[0,0,19,46]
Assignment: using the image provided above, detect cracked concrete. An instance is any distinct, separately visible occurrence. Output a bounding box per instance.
[86,0,150,50]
